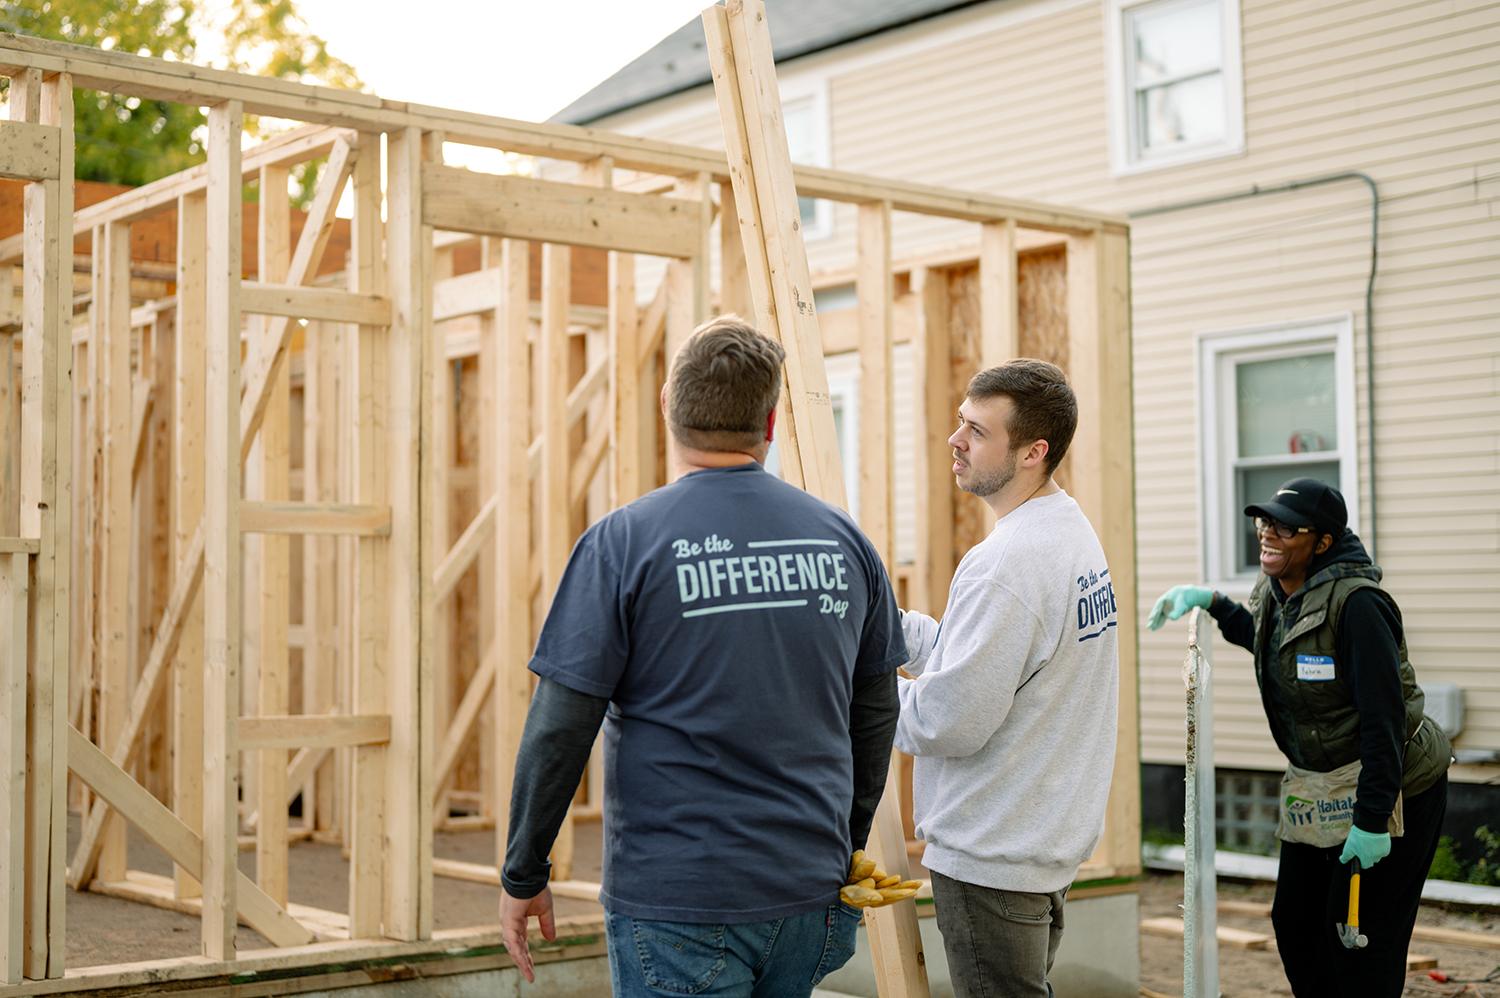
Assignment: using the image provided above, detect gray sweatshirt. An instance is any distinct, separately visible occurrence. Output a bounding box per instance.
[896,489,1119,893]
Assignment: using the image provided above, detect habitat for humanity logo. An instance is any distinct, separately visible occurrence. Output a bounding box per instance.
[1285,795,1315,827]
[672,533,851,620]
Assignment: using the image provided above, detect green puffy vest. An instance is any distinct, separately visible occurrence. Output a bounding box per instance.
[1246,561,1450,797]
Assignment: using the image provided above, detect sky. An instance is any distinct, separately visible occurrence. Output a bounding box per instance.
[288,0,706,124]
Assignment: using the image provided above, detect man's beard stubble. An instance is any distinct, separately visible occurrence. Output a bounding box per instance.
[957,448,1018,498]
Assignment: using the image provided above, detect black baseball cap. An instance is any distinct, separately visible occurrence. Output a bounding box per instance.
[1244,477,1348,536]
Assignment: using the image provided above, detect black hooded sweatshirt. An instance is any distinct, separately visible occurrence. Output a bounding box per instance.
[1209,530,1407,833]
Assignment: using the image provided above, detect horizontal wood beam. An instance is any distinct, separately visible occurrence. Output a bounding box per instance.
[238,714,391,751]
[422,165,703,257]
[239,501,391,536]
[0,33,1123,234]
[240,282,391,326]
[0,120,59,180]
[0,537,39,555]
[0,124,347,264]
[66,727,314,947]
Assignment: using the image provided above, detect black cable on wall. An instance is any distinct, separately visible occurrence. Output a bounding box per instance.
[1130,173,1380,558]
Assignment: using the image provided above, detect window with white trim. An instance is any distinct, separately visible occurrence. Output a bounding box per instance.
[781,89,833,241]
[764,349,858,510]
[1107,0,1244,174]
[1199,317,1359,585]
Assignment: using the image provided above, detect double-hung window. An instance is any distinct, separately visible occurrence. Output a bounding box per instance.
[1199,317,1359,586]
[1107,0,1245,173]
[781,86,833,241]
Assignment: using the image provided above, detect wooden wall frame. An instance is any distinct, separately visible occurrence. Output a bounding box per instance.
[0,24,1134,994]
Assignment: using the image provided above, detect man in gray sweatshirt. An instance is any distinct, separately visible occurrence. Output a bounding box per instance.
[896,360,1119,998]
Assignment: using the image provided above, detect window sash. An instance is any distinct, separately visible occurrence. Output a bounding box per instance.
[1197,316,1359,588]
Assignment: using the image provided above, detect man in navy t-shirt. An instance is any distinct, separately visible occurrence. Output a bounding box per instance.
[499,317,905,997]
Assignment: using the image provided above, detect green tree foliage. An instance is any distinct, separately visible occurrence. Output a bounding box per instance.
[1,0,361,198]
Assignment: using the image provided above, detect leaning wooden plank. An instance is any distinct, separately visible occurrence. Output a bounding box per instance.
[239,715,391,751]
[202,99,244,962]
[700,6,805,490]
[704,4,929,995]
[0,120,59,181]
[172,189,207,900]
[239,501,391,537]
[718,0,841,498]
[256,163,292,909]
[1,552,27,983]
[66,727,314,947]
[240,283,391,327]
[421,166,702,259]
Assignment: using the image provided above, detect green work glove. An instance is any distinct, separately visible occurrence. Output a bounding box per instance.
[1146,585,1214,631]
[1339,826,1391,869]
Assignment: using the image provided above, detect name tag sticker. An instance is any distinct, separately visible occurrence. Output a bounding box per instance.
[1296,654,1336,681]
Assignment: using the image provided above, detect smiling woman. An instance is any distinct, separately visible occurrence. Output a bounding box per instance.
[1147,477,1453,997]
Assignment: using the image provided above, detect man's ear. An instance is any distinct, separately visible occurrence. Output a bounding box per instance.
[660,384,669,420]
[1316,533,1334,555]
[765,407,777,443]
[1023,438,1050,470]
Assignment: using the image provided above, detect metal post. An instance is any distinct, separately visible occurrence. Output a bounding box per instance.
[1183,608,1220,998]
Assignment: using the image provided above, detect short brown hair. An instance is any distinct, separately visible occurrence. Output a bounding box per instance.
[967,359,1077,474]
[667,316,786,452]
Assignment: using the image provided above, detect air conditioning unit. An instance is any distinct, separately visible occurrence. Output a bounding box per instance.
[1421,681,1464,740]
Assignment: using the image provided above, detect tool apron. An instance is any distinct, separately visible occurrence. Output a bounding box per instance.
[1276,759,1404,847]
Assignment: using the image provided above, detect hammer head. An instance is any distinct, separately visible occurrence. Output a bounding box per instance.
[1336,922,1368,949]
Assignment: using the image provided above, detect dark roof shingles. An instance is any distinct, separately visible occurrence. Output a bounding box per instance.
[550,0,986,125]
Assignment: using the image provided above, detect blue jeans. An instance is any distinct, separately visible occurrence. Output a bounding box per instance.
[605,902,862,997]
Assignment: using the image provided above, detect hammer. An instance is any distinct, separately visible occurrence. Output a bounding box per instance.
[1336,859,1369,950]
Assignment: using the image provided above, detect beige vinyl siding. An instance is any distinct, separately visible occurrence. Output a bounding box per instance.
[591,0,1500,776]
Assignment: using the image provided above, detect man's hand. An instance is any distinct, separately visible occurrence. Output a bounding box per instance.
[500,886,556,983]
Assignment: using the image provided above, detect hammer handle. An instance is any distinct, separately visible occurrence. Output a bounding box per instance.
[1347,868,1361,929]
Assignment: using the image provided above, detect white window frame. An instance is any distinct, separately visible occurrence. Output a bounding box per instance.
[1196,315,1359,592]
[1104,0,1245,176]
[763,351,859,512]
[778,79,834,242]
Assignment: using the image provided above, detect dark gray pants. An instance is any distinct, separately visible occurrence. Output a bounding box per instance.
[930,870,1067,998]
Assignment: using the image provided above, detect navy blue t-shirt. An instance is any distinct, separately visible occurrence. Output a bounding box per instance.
[529,462,905,922]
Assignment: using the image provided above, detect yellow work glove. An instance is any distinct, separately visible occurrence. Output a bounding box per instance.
[840,849,921,908]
